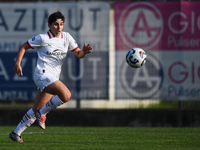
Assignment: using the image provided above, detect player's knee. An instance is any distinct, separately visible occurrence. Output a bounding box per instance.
[63,92,71,103]
[66,92,71,102]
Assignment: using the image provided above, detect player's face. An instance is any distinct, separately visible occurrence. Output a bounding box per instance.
[48,19,64,38]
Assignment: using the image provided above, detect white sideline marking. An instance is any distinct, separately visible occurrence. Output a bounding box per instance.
[23,132,44,134]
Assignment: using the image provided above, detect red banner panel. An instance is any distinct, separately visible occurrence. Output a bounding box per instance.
[115,2,200,51]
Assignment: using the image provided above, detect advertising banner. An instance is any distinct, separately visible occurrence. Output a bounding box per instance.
[0,2,109,100]
[115,2,200,100]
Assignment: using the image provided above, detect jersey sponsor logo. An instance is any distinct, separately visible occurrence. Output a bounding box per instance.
[46,50,67,56]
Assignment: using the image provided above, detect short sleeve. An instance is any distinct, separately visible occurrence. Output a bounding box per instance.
[27,34,42,49]
[66,33,78,52]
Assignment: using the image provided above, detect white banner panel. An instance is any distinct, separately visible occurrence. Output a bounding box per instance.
[116,51,200,100]
[0,2,109,100]
[0,2,109,52]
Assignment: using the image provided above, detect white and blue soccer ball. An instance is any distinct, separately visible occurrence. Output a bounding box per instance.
[126,47,147,68]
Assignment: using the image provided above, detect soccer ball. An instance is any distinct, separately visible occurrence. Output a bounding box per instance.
[126,48,147,68]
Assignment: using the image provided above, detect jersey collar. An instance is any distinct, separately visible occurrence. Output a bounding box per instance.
[47,30,63,39]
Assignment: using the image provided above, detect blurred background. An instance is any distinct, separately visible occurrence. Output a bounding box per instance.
[0,0,200,127]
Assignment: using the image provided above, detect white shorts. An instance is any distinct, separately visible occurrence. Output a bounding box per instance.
[34,69,59,92]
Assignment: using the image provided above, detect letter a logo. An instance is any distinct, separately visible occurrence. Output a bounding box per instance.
[132,12,152,37]
[118,2,163,49]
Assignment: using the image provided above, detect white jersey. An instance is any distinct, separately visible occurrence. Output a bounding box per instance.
[27,31,78,79]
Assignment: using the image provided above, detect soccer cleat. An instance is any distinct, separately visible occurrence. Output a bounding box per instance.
[9,131,23,143]
[35,110,46,130]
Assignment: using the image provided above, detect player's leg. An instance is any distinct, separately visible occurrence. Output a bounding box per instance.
[43,80,71,103]
[34,80,71,129]
[9,90,53,142]
[33,89,53,129]
[33,80,71,111]
[32,89,54,111]
[39,95,63,116]
[9,108,36,142]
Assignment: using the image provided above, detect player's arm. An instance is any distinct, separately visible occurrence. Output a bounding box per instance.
[73,43,92,58]
[13,42,31,76]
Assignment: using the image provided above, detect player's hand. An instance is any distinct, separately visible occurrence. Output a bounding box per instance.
[13,64,23,76]
[82,43,92,54]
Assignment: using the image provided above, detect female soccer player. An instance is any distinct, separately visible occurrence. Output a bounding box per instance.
[9,11,92,142]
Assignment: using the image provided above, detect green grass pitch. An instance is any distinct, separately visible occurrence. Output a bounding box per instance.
[0,126,200,150]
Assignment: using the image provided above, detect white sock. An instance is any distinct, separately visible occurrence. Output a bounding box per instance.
[39,95,64,116]
[13,108,36,136]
